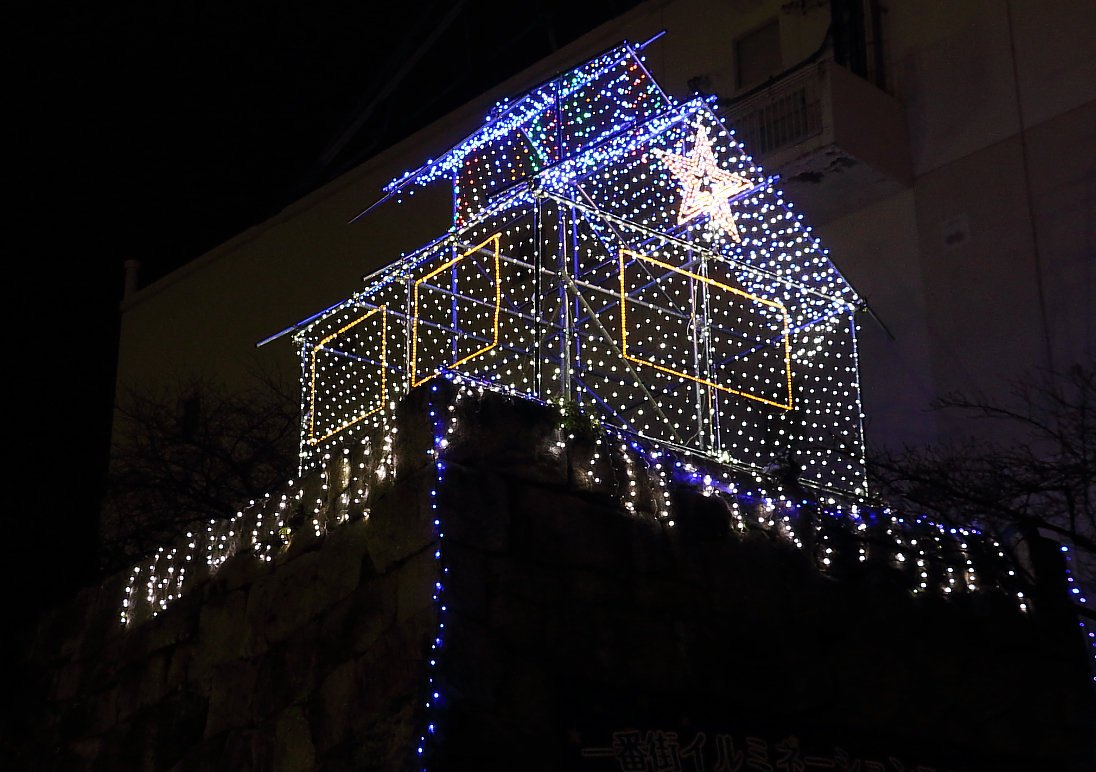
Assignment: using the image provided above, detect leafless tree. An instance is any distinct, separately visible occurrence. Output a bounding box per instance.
[868,361,1095,620]
[101,369,300,575]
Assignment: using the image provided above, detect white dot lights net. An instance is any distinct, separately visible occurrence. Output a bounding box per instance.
[308,306,388,444]
[296,39,866,494]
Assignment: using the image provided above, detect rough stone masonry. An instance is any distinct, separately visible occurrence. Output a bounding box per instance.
[13,379,1096,771]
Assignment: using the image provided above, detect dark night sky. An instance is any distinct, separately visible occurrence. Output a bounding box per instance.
[8,1,641,614]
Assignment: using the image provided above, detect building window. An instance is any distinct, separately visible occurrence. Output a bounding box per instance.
[735,19,782,90]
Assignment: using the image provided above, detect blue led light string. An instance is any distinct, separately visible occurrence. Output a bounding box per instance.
[1060,544,1096,678]
[418,377,455,768]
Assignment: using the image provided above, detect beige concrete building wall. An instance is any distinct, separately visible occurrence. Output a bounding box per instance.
[823,0,1095,445]
[115,0,1095,453]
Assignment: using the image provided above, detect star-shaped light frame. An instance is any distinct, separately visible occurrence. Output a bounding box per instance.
[658,123,753,241]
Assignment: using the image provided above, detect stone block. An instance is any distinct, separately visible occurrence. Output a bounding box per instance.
[336,701,417,772]
[68,736,102,770]
[63,586,101,660]
[364,468,435,574]
[540,603,617,681]
[35,596,90,668]
[196,589,253,669]
[87,686,119,736]
[203,659,259,738]
[663,524,707,587]
[438,463,509,552]
[398,604,440,655]
[486,589,544,648]
[313,658,356,752]
[317,571,399,670]
[493,655,558,736]
[81,571,131,653]
[397,544,440,626]
[152,690,208,771]
[444,388,567,487]
[138,651,170,712]
[567,437,619,499]
[629,515,673,573]
[281,523,325,564]
[444,616,501,707]
[629,458,659,516]
[53,659,84,702]
[215,549,273,593]
[663,490,742,587]
[392,379,452,479]
[509,483,628,571]
[487,555,564,604]
[316,517,371,602]
[253,623,318,720]
[271,706,316,772]
[246,551,325,647]
[117,703,178,772]
[625,617,690,695]
[115,651,167,721]
[312,629,425,754]
[167,732,225,772]
[672,486,735,541]
[56,699,92,748]
[216,727,259,772]
[167,643,195,691]
[566,568,624,605]
[81,638,125,695]
[125,592,202,662]
[630,574,700,613]
[441,541,487,621]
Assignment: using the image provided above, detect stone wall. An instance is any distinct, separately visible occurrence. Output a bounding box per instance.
[18,484,439,770]
[13,380,1095,771]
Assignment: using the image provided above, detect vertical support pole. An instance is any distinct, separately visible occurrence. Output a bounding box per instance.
[450,243,459,366]
[534,197,543,397]
[553,77,563,162]
[688,230,704,453]
[570,204,581,404]
[298,336,309,478]
[700,254,718,453]
[404,255,414,395]
[553,79,571,402]
[559,204,572,401]
[848,310,868,495]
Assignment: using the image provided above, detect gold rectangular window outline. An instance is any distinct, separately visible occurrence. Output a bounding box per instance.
[308,305,387,445]
[411,233,502,388]
[618,249,793,410]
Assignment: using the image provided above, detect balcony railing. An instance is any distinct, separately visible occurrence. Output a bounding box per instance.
[724,62,825,161]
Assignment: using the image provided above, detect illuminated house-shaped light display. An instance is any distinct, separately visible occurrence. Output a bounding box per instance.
[296,37,867,496]
[115,37,1062,654]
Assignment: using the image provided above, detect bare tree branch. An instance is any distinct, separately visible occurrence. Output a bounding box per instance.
[101,366,300,575]
[868,360,1095,614]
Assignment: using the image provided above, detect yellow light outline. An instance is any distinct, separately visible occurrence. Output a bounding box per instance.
[412,233,502,388]
[308,305,387,445]
[619,249,793,411]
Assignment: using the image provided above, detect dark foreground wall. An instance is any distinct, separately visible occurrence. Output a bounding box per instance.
[15,472,440,770]
[13,381,1095,771]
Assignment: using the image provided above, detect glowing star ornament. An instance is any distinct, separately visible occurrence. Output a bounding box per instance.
[658,124,753,241]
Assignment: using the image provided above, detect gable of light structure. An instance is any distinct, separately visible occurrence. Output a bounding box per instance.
[444,99,860,325]
[384,42,668,198]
